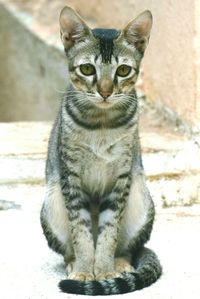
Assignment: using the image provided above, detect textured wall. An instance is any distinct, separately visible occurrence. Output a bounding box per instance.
[195,0,200,129]
[0,0,199,127]
[0,4,67,121]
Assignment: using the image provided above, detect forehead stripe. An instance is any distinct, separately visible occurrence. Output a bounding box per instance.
[92,28,120,63]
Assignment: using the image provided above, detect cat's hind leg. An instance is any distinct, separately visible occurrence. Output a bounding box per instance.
[40,182,74,260]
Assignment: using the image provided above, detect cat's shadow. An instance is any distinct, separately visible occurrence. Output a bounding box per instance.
[53,261,66,275]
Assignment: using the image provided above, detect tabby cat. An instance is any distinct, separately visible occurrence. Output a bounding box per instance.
[40,6,162,295]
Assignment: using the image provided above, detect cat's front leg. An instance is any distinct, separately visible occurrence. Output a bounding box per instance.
[94,176,130,280]
[65,197,95,280]
[61,168,95,281]
[94,210,122,280]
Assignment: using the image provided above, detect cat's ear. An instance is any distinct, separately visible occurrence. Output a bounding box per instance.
[59,6,91,49]
[123,10,153,52]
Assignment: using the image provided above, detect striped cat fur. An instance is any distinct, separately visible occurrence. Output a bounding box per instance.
[40,6,162,295]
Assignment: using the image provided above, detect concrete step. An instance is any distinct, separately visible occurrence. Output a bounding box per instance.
[0,122,199,207]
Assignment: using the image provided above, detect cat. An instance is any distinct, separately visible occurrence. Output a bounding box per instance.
[40,6,162,296]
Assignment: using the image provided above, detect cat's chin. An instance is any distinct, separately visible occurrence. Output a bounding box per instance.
[93,100,114,109]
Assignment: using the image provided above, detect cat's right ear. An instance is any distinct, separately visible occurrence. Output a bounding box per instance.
[59,6,91,49]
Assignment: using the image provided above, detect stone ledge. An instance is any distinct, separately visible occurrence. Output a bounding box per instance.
[0,122,199,206]
[0,122,50,156]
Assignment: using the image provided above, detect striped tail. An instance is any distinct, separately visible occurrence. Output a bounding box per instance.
[58,247,162,296]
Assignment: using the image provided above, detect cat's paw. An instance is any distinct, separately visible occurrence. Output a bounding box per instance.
[115,257,135,273]
[66,261,74,275]
[95,271,122,280]
[68,272,94,281]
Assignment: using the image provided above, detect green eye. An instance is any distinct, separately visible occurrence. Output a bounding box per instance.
[80,64,96,76]
[116,65,132,77]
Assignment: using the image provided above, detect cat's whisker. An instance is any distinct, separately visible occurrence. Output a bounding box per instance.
[55,88,67,94]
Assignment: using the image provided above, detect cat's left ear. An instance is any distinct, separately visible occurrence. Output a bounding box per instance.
[122,10,153,53]
[59,6,92,49]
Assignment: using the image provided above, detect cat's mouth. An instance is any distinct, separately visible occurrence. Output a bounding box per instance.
[95,101,113,109]
[94,99,115,109]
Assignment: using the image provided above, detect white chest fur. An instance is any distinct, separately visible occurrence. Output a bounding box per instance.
[72,128,133,196]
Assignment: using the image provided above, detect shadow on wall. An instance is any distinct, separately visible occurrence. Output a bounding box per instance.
[0,5,68,122]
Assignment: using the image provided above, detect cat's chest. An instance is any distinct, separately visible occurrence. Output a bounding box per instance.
[73,129,132,195]
[80,129,128,161]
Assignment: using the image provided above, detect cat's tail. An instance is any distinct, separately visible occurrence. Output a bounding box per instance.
[58,247,162,296]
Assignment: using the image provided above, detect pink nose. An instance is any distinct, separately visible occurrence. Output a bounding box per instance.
[97,78,113,99]
[99,90,112,99]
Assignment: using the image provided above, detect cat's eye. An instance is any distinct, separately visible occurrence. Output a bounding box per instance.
[116,65,132,77]
[80,64,96,76]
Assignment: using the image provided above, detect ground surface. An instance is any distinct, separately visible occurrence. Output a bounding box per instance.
[0,184,200,299]
[0,122,200,299]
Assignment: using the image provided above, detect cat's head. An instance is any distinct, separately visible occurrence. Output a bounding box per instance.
[59,6,152,112]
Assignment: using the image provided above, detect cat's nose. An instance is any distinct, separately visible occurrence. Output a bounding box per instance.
[97,78,113,99]
[99,90,112,99]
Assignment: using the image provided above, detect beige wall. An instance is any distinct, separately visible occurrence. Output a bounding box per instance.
[141,0,196,127]
[0,4,67,121]
[1,0,199,128]
[195,0,200,129]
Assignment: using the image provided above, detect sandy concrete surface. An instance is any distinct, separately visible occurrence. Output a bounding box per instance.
[0,122,199,298]
[0,183,200,299]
